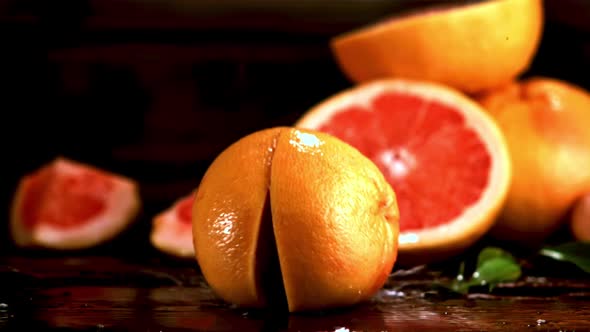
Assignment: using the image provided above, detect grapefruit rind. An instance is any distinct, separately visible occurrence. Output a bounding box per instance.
[270,128,399,311]
[150,194,195,259]
[10,158,141,250]
[331,0,544,93]
[296,79,512,263]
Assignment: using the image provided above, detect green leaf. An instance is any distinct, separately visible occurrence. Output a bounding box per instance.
[539,241,590,273]
[449,247,522,294]
[476,247,515,268]
[473,257,522,287]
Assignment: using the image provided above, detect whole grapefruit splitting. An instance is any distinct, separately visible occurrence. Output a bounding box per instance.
[296,79,511,264]
[331,0,544,94]
[10,157,141,250]
[150,194,195,259]
[192,127,399,312]
[478,77,590,244]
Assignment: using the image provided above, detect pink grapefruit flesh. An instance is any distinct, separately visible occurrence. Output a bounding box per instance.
[315,92,491,232]
[11,157,141,250]
[150,194,195,259]
[296,79,511,264]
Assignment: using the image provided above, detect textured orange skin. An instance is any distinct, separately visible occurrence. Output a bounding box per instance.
[479,78,590,243]
[192,127,399,312]
[331,0,543,94]
[571,194,590,241]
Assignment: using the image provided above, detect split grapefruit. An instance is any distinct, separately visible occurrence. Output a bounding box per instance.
[331,0,544,93]
[150,193,195,259]
[296,79,511,264]
[10,157,141,250]
[192,127,399,312]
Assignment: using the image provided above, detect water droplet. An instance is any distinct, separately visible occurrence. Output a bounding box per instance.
[537,319,547,325]
[96,323,105,329]
[443,311,448,315]
[380,289,405,298]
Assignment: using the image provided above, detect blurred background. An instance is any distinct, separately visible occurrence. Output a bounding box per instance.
[1,0,589,254]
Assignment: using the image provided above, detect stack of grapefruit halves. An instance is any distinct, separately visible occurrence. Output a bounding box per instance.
[10,157,141,250]
[296,79,512,264]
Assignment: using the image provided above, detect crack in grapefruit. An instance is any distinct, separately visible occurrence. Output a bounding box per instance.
[296,79,511,264]
[10,157,141,250]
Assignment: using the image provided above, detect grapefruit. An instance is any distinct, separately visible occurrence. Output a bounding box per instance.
[331,0,544,94]
[571,194,590,242]
[150,193,195,259]
[478,78,590,243]
[10,157,141,250]
[192,127,399,312]
[296,79,511,264]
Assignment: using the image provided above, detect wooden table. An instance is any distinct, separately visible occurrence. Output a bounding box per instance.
[1,254,589,331]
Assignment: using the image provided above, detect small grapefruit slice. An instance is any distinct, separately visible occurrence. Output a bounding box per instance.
[150,194,195,259]
[331,0,543,93]
[10,157,141,250]
[296,79,511,264]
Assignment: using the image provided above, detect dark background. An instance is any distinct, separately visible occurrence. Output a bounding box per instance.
[1,0,589,255]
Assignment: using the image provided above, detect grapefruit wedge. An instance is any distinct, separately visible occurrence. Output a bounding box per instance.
[10,157,141,250]
[150,194,195,259]
[296,79,511,264]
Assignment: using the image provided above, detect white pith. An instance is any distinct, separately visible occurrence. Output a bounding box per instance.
[297,79,511,252]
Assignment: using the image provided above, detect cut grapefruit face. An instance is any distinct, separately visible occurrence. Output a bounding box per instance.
[10,157,141,250]
[150,193,195,259]
[296,79,511,264]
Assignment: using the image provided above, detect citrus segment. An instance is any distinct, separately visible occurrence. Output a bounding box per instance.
[270,129,399,312]
[193,127,278,308]
[296,79,511,263]
[150,194,196,259]
[11,158,141,250]
[331,0,544,93]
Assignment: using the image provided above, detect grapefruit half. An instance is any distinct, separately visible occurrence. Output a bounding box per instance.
[10,157,141,250]
[296,79,511,264]
[150,193,195,259]
[331,0,544,93]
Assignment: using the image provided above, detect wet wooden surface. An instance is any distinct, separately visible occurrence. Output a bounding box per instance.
[1,255,590,331]
[1,1,590,331]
